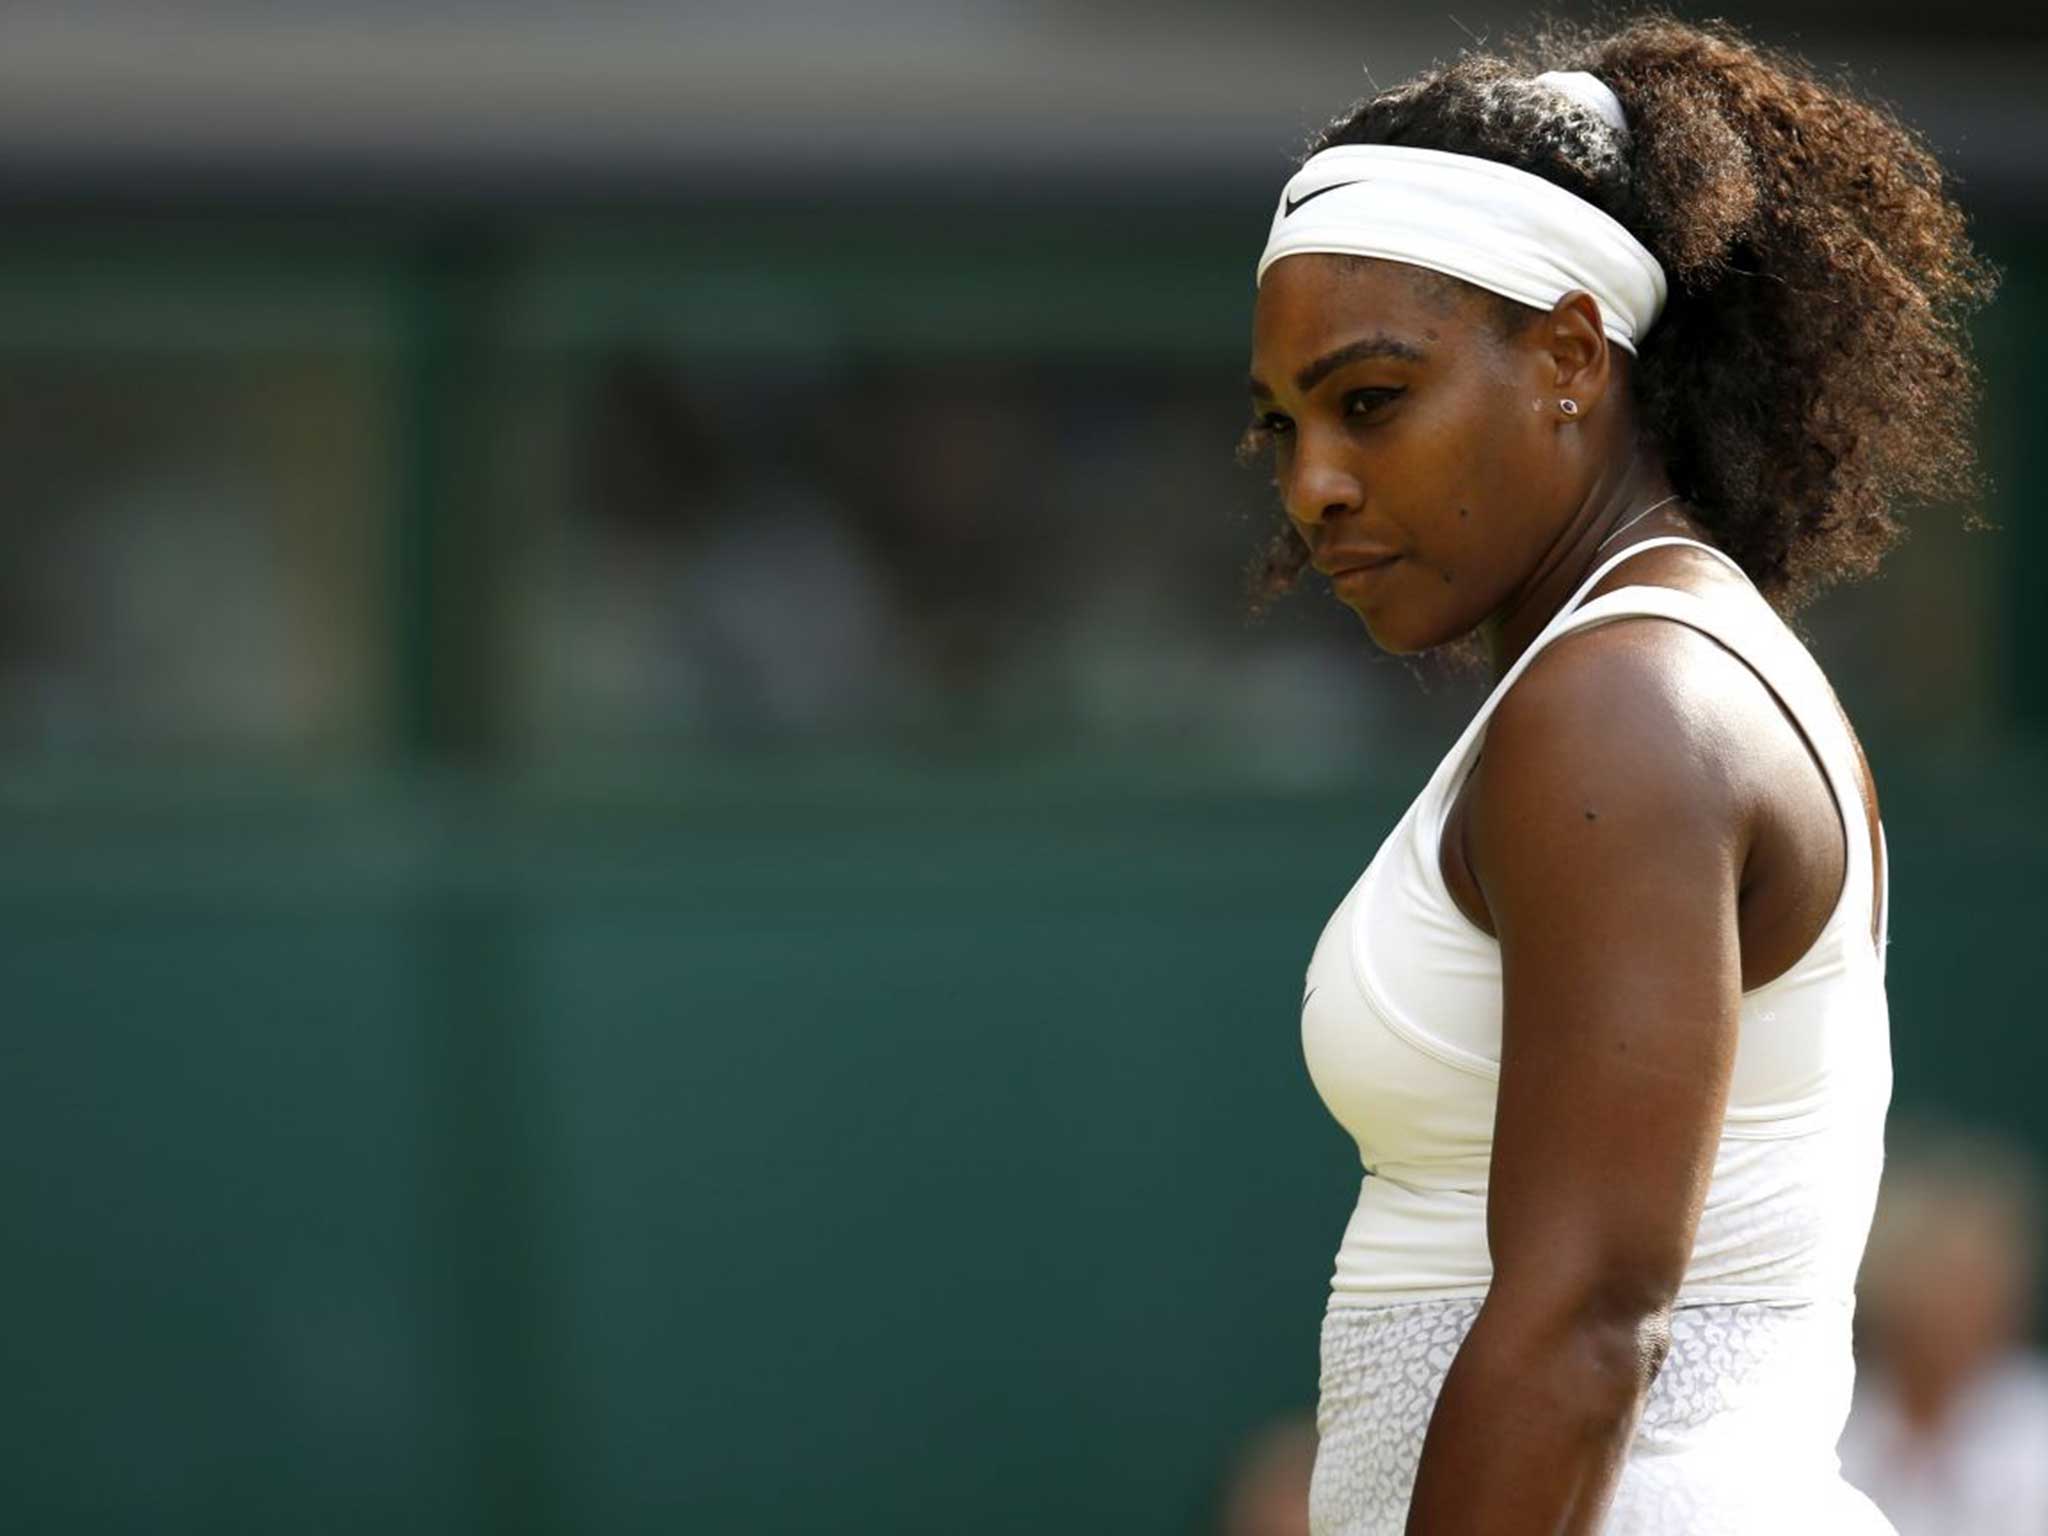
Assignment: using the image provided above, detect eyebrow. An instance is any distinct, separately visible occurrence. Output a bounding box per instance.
[1247,333,1427,401]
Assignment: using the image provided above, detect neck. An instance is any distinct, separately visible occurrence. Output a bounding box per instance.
[1479,450,1689,676]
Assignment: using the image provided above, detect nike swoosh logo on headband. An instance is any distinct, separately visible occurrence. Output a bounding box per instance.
[1284,180,1364,217]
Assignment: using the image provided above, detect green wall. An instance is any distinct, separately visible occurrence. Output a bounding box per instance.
[4,756,2043,1534]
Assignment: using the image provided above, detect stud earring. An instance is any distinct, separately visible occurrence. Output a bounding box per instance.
[1558,398,1580,417]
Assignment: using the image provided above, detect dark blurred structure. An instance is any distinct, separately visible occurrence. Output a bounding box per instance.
[0,4,2043,1533]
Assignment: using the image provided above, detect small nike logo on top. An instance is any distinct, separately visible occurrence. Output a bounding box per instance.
[1302,985,1319,1010]
[1284,180,1363,217]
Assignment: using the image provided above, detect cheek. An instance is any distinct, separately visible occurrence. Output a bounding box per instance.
[1402,377,1524,510]
[1447,402,1537,502]
[1423,387,1551,568]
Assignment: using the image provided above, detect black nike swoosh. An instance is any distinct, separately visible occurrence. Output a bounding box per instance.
[1284,180,1363,217]
[1302,985,1319,1009]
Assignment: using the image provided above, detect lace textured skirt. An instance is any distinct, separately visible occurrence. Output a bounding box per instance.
[1310,1296,1897,1535]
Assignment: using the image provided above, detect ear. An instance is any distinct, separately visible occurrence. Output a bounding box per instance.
[1543,289,1612,412]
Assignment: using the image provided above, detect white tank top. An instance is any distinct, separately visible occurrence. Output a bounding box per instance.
[1301,536,1894,1309]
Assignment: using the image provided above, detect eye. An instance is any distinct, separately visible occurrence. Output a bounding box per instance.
[1345,388,1403,418]
[1236,412,1292,467]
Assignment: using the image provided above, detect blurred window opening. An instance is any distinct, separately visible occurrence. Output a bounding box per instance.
[0,355,391,764]
[498,341,1438,778]
[0,210,2018,782]
[0,231,396,771]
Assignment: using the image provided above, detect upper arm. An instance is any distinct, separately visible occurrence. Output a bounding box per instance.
[1468,621,1752,1328]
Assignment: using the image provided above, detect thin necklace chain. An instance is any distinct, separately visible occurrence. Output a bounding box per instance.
[1593,492,1682,552]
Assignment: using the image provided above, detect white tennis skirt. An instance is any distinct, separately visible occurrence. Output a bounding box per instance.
[1310,1295,1898,1535]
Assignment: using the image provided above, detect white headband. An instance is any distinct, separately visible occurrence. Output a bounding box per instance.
[1255,100,1667,352]
[1532,68,1629,136]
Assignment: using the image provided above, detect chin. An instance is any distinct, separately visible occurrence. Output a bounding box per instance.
[1325,560,1486,656]
[1347,596,1476,658]
[1356,615,1419,655]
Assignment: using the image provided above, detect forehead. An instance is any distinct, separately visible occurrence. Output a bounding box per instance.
[1251,253,1486,363]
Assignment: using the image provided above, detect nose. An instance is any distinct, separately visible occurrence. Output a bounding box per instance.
[1282,435,1363,527]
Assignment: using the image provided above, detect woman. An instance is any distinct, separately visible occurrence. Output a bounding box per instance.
[1242,16,1997,1535]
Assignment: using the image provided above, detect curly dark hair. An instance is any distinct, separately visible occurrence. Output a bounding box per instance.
[1245,11,2000,613]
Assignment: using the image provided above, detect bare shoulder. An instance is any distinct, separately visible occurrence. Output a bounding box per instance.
[1467,551,1875,985]
[1474,609,1762,858]
[1455,575,1832,979]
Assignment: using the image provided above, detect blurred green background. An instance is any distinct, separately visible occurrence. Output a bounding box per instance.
[1,4,2043,1533]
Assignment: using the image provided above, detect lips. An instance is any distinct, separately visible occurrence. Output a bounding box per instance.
[1314,550,1401,579]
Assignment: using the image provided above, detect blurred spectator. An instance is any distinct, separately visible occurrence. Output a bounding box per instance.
[0,358,384,760]
[1839,1130,2048,1535]
[822,357,1060,733]
[1215,1412,1316,1536]
[525,349,914,746]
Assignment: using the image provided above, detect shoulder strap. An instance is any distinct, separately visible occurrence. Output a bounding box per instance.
[1545,582,1879,947]
[1420,545,1879,955]
[1876,824,1891,980]
[1572,534,1748,599]
[1421,537,1745,799]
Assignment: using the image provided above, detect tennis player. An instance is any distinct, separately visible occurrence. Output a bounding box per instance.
[1244,16,1997,1533]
